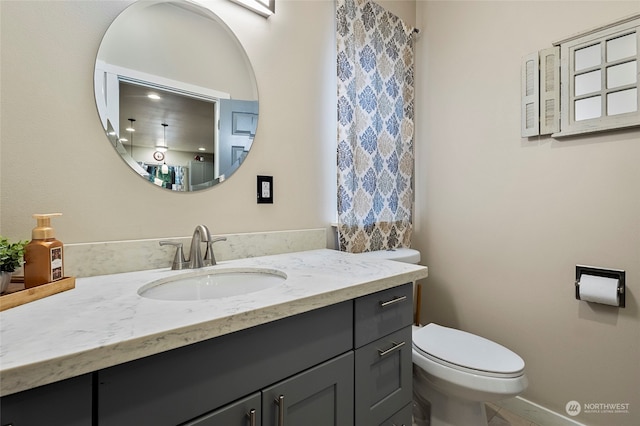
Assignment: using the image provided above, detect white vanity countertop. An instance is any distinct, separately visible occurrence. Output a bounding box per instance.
[0,249,427,397]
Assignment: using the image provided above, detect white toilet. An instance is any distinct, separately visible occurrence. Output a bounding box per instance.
[412,323,528,426]
[358,248,528,426]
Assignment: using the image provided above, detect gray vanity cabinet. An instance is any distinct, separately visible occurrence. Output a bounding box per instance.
[0,374,93,426]
[98,301,353,426]
[379,403,413,426]
[183,393,262,426]
[354,284,413,426]
[262,352,354,426]
[182,350,354,426]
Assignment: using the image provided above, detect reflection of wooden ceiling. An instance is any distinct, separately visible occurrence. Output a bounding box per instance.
[118,81,215,154]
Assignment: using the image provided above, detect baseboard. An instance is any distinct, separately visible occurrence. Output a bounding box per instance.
[496,396,588,426]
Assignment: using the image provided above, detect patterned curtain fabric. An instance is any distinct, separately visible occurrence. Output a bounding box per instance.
[336,0,416,253]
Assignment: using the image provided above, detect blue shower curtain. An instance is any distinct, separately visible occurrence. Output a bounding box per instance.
[336,0,416,253]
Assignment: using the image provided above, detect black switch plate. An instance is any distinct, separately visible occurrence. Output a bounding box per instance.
[257,175,273,204]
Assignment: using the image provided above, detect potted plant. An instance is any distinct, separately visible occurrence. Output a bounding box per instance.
[1,237,28,293]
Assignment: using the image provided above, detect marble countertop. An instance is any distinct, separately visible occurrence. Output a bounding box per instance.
[0,249,427,397]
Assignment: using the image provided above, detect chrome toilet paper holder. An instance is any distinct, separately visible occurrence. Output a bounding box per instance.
[575,265,625,308]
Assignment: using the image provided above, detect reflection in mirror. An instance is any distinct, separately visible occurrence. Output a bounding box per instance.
[574,44,601,71]
[94,0,259,191]
[607,61,637,88]
[575,96,602,121]
[607,33,637,62]
[607,88,638,116]
[574,70,601,96]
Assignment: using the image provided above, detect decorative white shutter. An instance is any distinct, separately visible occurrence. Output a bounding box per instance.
[521,52,539,137]
[539,47,560,135]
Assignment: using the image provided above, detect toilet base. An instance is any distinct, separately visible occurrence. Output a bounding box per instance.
[414,368,488,426]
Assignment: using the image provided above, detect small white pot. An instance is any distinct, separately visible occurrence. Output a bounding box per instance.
[1,271,12,294]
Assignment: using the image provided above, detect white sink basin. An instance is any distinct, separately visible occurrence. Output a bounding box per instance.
[138,268,287,301]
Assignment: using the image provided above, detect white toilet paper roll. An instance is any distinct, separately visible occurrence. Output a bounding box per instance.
[579,274,619,306]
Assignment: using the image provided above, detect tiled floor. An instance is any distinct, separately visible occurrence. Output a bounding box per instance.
[414,402,541,426]
[486,403,541,426]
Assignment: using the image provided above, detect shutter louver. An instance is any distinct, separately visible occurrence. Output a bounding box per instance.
[521,52,539,137]
[539,47,560,134]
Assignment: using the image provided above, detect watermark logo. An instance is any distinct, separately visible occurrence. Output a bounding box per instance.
[566,400,631,416]
[566,400,581,416]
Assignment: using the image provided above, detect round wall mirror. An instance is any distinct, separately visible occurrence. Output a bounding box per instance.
[94,0,259,191]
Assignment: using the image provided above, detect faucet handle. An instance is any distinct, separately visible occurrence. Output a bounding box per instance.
[159,241,188,270]
[204,237,227,266]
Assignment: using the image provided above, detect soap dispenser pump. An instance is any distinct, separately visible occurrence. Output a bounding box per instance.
[24,213,64,288]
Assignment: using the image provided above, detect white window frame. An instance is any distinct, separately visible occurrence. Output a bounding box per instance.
[553,14,640,138]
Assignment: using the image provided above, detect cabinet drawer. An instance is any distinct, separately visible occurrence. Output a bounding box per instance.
[184,393,261,426]
[354,326,412,426]
[378,402,412,426]
[354,283,413,348]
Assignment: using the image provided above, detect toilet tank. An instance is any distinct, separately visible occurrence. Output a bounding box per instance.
[356,248,420,264]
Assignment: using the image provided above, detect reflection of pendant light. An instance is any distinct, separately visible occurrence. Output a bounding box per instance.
[127,118,135,156]
[159,123,169,174]
[126,118,136,133]
[155,123,169,152]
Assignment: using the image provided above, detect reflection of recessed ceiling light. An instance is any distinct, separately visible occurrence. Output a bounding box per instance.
[119,138,128,143]
[198,147,206,151]
[148,93,161,100]
[229,0,274,17]
[155,145,168,153]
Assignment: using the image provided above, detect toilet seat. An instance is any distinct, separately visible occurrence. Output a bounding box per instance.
[413,324,524,378]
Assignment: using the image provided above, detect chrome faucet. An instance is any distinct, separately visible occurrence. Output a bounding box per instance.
[159,225,227,270]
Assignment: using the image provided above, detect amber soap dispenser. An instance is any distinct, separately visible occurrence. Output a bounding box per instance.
[24,213,64,288]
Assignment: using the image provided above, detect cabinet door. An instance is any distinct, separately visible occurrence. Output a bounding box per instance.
[0,374,92,426]
[378,403,412,426]
[183,393,261,426]
[262,352,354,426]
[355,327,412,425]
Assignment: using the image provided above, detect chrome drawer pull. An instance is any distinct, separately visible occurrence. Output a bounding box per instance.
[378,340,405,357]
[379,295,407,307]
[275,395,285,426]
[248,408,256,426]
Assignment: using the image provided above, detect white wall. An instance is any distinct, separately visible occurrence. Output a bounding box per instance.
[0,0,337,243]
[414,2,640,425]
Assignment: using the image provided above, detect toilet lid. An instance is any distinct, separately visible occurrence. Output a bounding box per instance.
[413,323,525,377]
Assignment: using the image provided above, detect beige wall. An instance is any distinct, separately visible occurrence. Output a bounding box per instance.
[2,0,639,424]
[0,0,337,243]
[414,1,640,425]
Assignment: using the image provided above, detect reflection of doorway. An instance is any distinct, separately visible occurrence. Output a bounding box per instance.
[218,99,259,176]
[231,146,247,165]
[118,80,218,180]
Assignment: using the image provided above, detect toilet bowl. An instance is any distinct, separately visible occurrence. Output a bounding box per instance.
[356,248,528,426]
[413,323,528,426]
